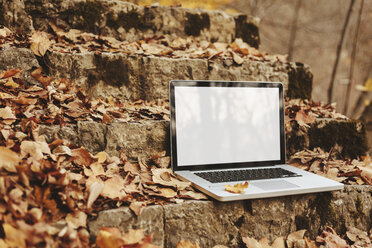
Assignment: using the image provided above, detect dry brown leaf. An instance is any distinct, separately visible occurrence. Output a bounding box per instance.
[242,237,260,248]
[129,201,147,216]
[0,106,16,124]
[179,190,208,200]
[224,181,248,194]
[20,140,51,160]
[122,229,145,245]
[71,148,96,167]
[30,31,52,56]
[101,175,127,200]
[94,151,108,163]
[31,67,54,88]
[66,211,87,229]
[271,237,286,248]
[124,161,140,174]
[232,52,244,65]
[0,146,21,172]
[2,223,27,248]
[87,179,104,209]
[0,68,22,79]
[176,240,201,248]
[287,229,306,248]
[152,168,191,190]
[96,227,124,248]
[316,227,348,248]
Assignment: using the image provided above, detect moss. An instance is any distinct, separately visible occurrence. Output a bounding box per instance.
[286,62,312,99]
[234,14,260,49]
[309,120,368,159]
[72,0,105,33]
[184,13,210,36]
[106,8,156,32]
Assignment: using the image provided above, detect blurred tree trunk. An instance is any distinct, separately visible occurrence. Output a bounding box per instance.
[287,0,302,61]
[327,0,355,103]
[343,0,364,115]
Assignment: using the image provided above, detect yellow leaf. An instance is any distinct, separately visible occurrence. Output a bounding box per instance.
[224,181,248,194]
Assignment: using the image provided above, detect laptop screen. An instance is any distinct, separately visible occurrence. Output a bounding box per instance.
[170,81,285,170]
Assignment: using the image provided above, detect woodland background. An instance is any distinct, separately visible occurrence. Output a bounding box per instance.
[131,0,372,118]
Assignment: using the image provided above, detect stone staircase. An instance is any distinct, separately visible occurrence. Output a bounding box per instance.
[0,0,371,247]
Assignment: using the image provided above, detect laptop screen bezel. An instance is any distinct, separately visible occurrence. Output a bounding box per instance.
[170,80,286,171]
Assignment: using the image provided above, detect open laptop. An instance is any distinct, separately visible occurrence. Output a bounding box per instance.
[169,80,343,201]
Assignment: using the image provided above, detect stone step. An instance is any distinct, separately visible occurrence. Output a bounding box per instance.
[44,50,312,101]
[0,48,313,101]
[88,185,372,247]
[3,0,259,47]
[39,118,367,160]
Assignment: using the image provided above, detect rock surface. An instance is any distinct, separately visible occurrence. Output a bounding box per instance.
[3,0,259,47]
[39,118,367,159]
[44,51,312,101]
[88,185,372,247]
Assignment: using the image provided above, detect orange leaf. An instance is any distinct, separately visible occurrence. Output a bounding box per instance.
[31,67,54,88]
[0,68,22,79]
[224,181,248,194]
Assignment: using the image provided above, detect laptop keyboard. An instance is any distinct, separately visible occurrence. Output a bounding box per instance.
[194,168,301,183]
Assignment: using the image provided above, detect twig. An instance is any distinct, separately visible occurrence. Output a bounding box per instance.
[327,0,355,103]
[343,0,364,115]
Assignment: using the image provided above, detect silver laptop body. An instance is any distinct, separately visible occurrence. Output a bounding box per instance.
[170,80,343,201]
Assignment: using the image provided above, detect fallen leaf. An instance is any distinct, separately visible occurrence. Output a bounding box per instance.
[31,67,54,88]
[0,68,22,79]
[122,229,145,245]
[96,227,124,248]
[129,201,147,216]
[87,180,104,209]
[94,151,108,163]
[20,140,51,160]
[287,229,306,248]
[30,31,52,56]
[0,106,16,124]
[66,211,87,229]
[71,148,96,167]
[3,223,27,248]
[101,175,127,200]
[316,227,348,248]
[242,237,260,248]
[0,146,21,172]
[152,168,191,190]
[177,240,201,248]
[224,181,248,194]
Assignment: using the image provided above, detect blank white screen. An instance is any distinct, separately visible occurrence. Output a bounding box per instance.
[175,86,281,166]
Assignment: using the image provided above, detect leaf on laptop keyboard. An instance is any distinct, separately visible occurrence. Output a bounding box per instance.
[224,181,248,194]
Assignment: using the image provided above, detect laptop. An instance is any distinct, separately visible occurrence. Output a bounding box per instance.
[169,80,343,201]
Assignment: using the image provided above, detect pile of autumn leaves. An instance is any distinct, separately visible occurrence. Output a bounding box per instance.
[0,67,207,247]
[1,23,286,64]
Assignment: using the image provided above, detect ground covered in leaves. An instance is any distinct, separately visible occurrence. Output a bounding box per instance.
[1,25,372,247]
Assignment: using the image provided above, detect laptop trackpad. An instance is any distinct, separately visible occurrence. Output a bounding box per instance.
[253,180,299,191]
